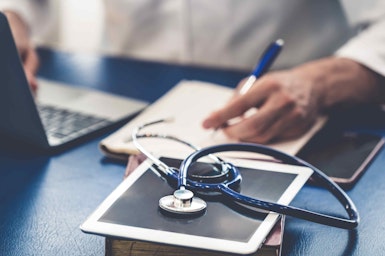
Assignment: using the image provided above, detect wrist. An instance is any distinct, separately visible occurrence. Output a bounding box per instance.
[293,57,385,112]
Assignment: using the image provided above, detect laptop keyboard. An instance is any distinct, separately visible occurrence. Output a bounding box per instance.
[37,103,112,140]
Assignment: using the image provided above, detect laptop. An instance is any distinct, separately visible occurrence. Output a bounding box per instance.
[0,12,147,150]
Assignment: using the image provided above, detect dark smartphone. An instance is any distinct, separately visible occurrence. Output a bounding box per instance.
[297,129,384,189]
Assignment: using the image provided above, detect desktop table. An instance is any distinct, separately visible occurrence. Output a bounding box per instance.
[1,48,384,255]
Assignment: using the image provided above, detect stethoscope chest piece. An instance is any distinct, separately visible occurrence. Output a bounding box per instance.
[159,188,207,215]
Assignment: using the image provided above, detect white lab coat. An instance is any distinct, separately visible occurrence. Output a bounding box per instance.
[1,0,385,75]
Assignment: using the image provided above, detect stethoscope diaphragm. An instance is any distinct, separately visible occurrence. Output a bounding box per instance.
[159,188,207,214]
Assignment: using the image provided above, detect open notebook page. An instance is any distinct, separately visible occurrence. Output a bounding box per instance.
[100,80,326,160]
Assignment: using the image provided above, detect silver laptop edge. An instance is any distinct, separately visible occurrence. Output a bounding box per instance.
[0,12,147,149]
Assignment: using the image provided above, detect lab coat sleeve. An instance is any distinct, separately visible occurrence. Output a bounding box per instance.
[336,0,385,77]
[0,0,52,37]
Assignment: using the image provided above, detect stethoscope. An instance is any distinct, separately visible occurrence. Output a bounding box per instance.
[132,119,359,229]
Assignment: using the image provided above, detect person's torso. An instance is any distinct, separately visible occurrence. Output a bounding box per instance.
[102,0,354,70]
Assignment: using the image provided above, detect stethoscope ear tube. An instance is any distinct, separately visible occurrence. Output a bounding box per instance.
[179,143,359,229]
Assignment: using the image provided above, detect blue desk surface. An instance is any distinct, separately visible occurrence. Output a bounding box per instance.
[1,48,385,256]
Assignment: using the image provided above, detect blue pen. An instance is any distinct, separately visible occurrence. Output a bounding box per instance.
[239,39,284,95]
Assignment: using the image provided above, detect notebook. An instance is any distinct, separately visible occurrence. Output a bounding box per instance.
[0,12,147,150]
[99,80,326,160]
[81,157,312,255]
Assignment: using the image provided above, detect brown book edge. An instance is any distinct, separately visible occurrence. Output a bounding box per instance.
[105,216,285,256]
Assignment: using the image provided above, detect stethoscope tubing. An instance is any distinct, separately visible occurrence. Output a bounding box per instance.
[132,120,359,229]
[178,143,359,229]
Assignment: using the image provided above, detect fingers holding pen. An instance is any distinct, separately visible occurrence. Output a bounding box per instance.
[203,39,284,141]
[202,70,320,143]
[222,91,314,143]
[203,78,282,143]
[202,77,270,130]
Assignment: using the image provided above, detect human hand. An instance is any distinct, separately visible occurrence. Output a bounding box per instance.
[4,11,39,93]
[202,57,384,143]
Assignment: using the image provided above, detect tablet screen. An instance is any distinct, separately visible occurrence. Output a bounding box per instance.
[81,157,312,254]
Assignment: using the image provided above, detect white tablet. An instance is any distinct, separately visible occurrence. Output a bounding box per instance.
[81,157,312,255]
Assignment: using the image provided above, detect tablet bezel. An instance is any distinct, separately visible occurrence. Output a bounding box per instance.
[81,158,312,254]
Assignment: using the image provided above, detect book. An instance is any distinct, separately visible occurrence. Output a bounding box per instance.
[105,217,285,256]
[99,80,326,161]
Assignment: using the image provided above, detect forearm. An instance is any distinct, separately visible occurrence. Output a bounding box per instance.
[1,9,39,91]
[3,10,28,29]
[3,11,30,52]
[0,0,52,38]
